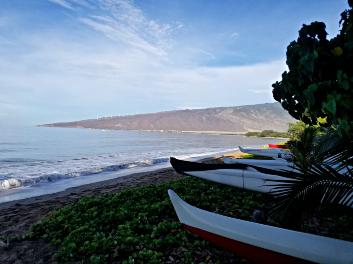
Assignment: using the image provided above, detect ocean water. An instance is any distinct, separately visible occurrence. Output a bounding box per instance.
[0,126,280,202]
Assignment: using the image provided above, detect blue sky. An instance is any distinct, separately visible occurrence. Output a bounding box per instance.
[0,0,349,125]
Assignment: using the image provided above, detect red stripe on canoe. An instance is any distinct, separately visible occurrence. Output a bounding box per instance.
[268,144,288,149]
[183,224,312,264]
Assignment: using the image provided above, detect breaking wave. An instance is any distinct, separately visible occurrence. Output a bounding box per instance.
[0,157,169,190]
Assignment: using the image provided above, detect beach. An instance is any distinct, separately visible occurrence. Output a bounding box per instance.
[2,1,352,262]
[1,151,352,263]
[0,167,183,263]
[0,127,284,263]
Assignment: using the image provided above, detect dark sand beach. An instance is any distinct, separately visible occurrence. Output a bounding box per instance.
[0,168,181,263]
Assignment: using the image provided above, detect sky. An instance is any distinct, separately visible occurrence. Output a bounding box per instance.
[0,0,349,125]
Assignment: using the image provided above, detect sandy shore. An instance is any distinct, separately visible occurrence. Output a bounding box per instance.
[0,167,182,263]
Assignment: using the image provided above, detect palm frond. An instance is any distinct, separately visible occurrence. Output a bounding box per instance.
[246,162,353,218]
[247,125,353,224]
[313,128,353,169]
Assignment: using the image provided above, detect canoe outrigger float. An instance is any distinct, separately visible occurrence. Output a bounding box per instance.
[168,189,353,264]
[170,157,292,193]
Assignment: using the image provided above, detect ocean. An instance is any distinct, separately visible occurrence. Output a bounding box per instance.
[0,126,280,203]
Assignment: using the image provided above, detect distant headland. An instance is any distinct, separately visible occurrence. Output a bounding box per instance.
[40,102,294,133]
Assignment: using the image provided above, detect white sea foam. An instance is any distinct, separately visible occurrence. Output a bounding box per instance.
[0,148,238,190]
[1,178,21,189]
[0,156,171,189]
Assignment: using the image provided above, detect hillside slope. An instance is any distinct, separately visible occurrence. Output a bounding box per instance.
[42,103,294,132]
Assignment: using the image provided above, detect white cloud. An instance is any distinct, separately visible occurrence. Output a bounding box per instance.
[195,49,216,60]
[175,22,184,29]
[0,32,285,113]
[230,32,239,39]
[49,0,179,58]
[149,60,285,108]
[48,0,74,10]
[70,0,96,8]
[79,16,167,57]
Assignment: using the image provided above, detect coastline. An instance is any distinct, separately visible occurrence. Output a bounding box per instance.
[0,147,240,240]
[39,126,250,135]
[0,150,234,210]
[0,147,243,204]
[0,147,270,263]
[39,126,289,138]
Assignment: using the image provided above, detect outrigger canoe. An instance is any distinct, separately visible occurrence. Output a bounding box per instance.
[239,146,292,159]
[168,189,353,264]
[170,157,292,193]
[171,157,353,208]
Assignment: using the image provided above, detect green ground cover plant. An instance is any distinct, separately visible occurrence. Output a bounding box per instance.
[27,173,352,264]
[28,177,268,263]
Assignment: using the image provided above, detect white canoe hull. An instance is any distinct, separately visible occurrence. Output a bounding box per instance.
[170,157,291,193]
[170,157,353,208]
[168,189,353,264]
[188,169,289,193]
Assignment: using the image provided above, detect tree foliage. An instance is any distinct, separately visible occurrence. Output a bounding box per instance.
[272,1,353,135]
[287,121,307,141]
[245,129,288,138]
[287,126,321,170]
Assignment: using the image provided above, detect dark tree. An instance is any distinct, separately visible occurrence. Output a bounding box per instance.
[272,1,353,135]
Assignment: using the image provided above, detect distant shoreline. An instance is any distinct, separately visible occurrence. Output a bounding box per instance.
[39,125,289,138]
[40,125,248,135]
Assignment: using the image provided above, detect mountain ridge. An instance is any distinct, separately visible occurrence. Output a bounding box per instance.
[42,102,295,132]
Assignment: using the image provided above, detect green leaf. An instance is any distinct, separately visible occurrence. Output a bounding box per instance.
[323,96,336,115]
[303,84,318,105]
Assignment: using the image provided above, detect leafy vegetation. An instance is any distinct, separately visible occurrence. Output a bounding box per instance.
[262,126,353,225]
[268,1,353,221]
[28,177,268,263]
[272,1,353,136]
[287,126,321,170]
[27,171,353,263]
[271,163,353,210]
[245,130,288,138]
[286,121,307,141]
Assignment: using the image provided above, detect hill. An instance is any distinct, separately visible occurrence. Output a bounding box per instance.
[42,103,294,133]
